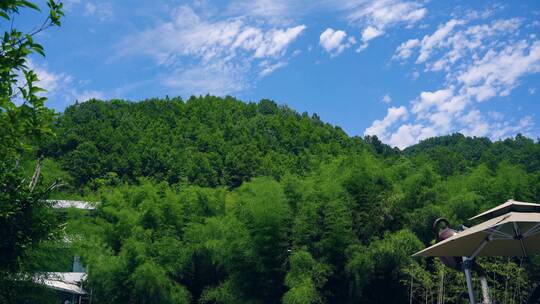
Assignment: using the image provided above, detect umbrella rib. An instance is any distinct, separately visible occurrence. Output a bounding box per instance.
[513,222,527,257]
[484,228,512,238]
[489,235,514,240]
[471,225,504,258]
[523,223,540,238]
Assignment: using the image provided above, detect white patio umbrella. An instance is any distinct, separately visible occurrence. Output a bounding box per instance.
[413,202,540,304]
[414,212,540,258]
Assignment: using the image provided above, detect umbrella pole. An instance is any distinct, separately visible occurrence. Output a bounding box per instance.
[463,257,476,304]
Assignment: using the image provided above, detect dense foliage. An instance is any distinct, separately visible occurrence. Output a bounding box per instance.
[0,1,64,303]
[41,98,540,304]
[2,2,539,303]
[0,0,63,159]
[43,97,362,189]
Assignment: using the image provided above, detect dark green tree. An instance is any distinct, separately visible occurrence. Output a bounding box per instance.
[0,1,63,302]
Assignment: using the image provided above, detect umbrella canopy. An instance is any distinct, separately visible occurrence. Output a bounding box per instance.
[469,199,540,221]
[414,212,540,257]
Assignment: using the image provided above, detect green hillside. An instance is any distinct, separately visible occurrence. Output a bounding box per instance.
[3,2,540,303]
[27,97,539,304]
[43,97,364,189]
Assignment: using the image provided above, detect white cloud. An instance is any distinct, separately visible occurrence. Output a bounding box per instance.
[25,60,103,106]
[83,2,114,21]
[63,0,80,11]
[26,60,72,94]
[85,3,96,14]
[225,0,298,25]
[370,15,539,148]
[319,28,356,56]
[411,88,454,115]
[72,89,105,102]
[393,38,419,60]
[364,106,408,139]
[118,5,305,95]
[342,0,427,50]
[394,18,523,73]
[381,94,392,103]
[254,25,306,58]
[458,110,489,137]
[388,123,435,148]
[361,26,383,42]
[458,40,540,102]
[489,115,534,139]
[416,19,465,63]
[259,60,288,76]
[130,5,305,63]
[488,111,504,121]
[346,0,427,27]
[162,62,249,96]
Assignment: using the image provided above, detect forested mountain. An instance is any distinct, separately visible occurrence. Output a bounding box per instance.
[404,133,540,175]
[30,97,539,304]
[3,2,539,303]
[43,97,364,189]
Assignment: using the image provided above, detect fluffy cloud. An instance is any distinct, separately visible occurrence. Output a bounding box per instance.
[393,38,419,60]
[26,60,103,106]
[343,0,427,50]
[364,106,408,139]
[394,18,523,72]
[368,15,539,148]
[254,25,306,58]
[415,19,465,63]
[388,123,436,148]
[361,26,384,42]
[381,94,392,103]
[411,88,454,115]
[319,28,356,56]
[458,40,540,102]
[118,5,305,95]
[26,60,72,94]
[346,0,426,27]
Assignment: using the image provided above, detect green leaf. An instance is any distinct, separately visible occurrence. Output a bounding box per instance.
[21,1,41,11]
[29,86,47,94]
[31,44,45,57]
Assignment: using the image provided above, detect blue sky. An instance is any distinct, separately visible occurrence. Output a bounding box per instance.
[15,0,540,148]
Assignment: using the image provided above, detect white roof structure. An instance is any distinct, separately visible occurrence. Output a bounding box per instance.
[48,199,98,210]
[34,272,87,295]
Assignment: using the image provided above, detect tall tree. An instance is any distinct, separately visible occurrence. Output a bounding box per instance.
[0,1,64,302]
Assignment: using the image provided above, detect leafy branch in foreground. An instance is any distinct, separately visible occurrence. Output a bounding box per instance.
[0,1,64,303]
[0,0,63,158]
